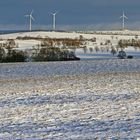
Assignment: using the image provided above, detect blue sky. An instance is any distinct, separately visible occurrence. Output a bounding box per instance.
[0,0,140,30]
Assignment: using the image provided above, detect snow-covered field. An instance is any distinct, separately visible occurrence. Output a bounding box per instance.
[0,59,140,139]
[0,31,140,139]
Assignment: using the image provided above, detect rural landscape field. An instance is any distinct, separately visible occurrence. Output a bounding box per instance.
[1,0,140,139]
[0,30,139,139]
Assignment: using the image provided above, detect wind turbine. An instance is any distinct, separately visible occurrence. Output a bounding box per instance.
[51,11,58,31]
[25,10,35,31]
[120,11,128,30]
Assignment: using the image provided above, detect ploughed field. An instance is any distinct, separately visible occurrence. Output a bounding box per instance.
[0,59,140,139]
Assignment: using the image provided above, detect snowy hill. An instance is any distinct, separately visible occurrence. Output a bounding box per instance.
[0,30,138,40]
[0,30,140,60]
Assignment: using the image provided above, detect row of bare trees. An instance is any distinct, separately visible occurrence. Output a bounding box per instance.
[118,39,140,49]
[0,44,80,63]
[0,39,18,49]
[82,45,117,55]
[40,38,83,49]
[2,35,140,62]
[16,35,86,48]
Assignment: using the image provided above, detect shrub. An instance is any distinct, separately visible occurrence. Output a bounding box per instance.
[95,46,100,53]
[3,50,27,62]
[33,47,79,61]
[83,46,87,54]
[111,47,117,55]
[89,47,93,53]
[127,55,133,59]
[0,47,6,62]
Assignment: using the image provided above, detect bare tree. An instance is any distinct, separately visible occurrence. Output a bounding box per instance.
[89,47,93,53]
[83,46,87,54]
[111,46,117,55]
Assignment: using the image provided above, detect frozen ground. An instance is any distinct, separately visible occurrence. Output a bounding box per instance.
[0,59,140,139]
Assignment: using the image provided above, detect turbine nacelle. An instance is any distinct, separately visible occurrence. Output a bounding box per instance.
[120,12,128,19]
[51,11,59,16]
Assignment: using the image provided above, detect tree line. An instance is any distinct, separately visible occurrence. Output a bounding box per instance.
[0,38,80,62]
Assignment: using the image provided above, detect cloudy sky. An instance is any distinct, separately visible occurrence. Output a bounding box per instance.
[0,0,140,30]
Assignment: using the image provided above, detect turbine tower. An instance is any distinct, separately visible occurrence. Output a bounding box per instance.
[120,11,128,30]
[25,10,35,31]
[51,11,58,31]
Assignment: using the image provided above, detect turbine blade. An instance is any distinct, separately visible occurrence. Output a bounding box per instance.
[54,12,58,15]
[31,15,35,21]
[31,10,34,15]
[122,11,128,19]
[25,15,29,17]
[54,11,59,15]
[124,15,128,19]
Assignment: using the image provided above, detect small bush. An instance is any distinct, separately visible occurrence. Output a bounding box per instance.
[0,47,6,62]
[33,47,79,61]
[3,50,27,62]
[127,55,133,59]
